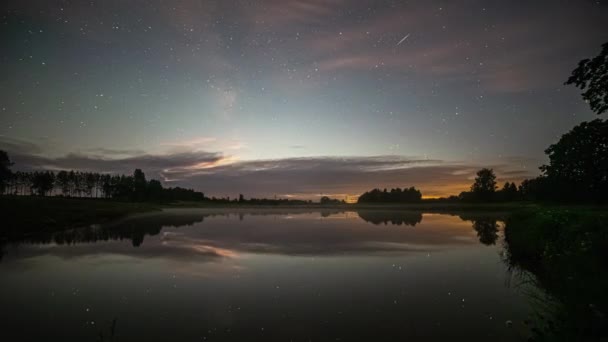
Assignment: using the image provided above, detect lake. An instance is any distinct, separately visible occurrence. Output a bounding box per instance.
[0,209,536,341]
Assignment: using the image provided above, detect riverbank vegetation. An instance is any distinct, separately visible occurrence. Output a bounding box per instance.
[504,207,608,341]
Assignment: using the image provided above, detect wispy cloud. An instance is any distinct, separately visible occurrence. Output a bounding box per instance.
[2,137,535,198]
[82,147,147,157]
[3,136,227,181]
[160,137,218,148]
[164,155,534,198]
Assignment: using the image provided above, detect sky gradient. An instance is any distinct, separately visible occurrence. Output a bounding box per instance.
[1,0,607,199]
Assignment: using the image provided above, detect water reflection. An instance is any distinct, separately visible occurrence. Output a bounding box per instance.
[503,216,608,341]
[1,209,532,342]
[357,210,422,226]
[1,210,500,262]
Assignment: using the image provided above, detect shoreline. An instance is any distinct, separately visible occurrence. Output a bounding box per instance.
[2,195,607,239]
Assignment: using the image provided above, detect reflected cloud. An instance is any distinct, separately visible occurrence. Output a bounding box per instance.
[0,210,504,264]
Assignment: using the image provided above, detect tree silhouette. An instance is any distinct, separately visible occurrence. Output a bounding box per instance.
[320,196,343,204]
[540,119,608,201]
[566,42,608,115]
[357,187,422,203]
[31,171,55,196]
[498,181,519,201]
[470,168,497,201]
[472,218,499,245]
[147,179,163,201]
[0,151,208,202]
[56,170,70,196]
[85,172,96,197]
[132,169,147,201]
[0,150,13,195]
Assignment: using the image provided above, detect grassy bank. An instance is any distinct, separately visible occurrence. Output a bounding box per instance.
[505,206,608,262]
[503,207,608,341]
[0,196,160,238]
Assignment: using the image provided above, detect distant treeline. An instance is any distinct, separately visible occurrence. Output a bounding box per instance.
[0,165,205,202]
[220,194,313,205]
[357,187,422,203]
[453,168,521,202]
[0,151,316,204]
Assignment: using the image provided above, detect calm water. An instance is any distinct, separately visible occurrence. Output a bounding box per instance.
[0,209,535,341]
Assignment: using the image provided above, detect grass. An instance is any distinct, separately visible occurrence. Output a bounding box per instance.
[505,206,608,261]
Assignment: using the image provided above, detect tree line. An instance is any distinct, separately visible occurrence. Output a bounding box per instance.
[357,187,422,203]
[0,152,321,204]
[456,168,521,202]
[0,155,204,202]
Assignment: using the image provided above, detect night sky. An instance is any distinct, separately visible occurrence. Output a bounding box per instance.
[1,0,607,199]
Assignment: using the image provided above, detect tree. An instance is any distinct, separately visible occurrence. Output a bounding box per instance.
[472,218,499,245]
[132,169,147,201]
[320,196,332,204]
[0,150,13,194]
[31,171,55,196]
[84,172,96,197]
[471,168,497,200]
[566,42,608,115]
[540,119,608,201]
[147,179,163,201]
[357,187,422,203]
[101,174,112,198]
[499,182,519,201]
[56,171,70,196]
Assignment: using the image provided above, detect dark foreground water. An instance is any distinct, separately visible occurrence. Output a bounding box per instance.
[0,209,536,341]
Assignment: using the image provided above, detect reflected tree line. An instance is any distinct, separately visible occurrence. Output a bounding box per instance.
[357,210,423,226]
[458,213,503,245]
[0,210,504,261]
[1,212,209,255]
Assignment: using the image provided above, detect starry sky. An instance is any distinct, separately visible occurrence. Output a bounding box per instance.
[1,0,607,199]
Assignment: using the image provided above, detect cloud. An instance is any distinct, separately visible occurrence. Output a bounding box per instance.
[82,147,148,157]
[270,0,605,93]
[160,137,218,148]
[2,134,226,179]
[166,155,534,198]
[0,136,44,155]
[2,211,486,263]
[248,0,345,27]
[2,136,535,198]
